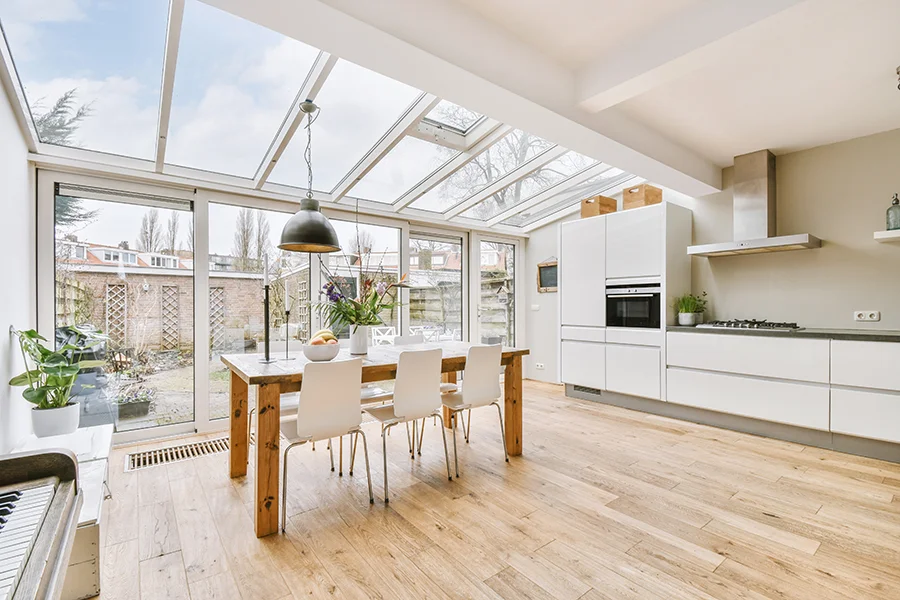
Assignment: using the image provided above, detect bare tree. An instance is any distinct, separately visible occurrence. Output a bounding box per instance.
[254,211,271,264]
[348,230,375,261]
[185,220,194,253]
[233,208,255,271]
[137,209,162,252]
[164,212,179,255]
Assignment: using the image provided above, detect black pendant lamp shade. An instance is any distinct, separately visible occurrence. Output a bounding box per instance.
[278,197,340,253]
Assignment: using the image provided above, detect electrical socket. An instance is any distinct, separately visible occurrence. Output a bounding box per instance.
[535,362,545,370]
[854,311,881,322]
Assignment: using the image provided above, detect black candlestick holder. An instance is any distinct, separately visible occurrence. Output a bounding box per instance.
[259,284,277,364]
[282,309,295,361]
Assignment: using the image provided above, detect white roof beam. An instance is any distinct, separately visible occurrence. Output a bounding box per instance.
[576,0,804,113]
[485,162,614,227]
[154,0,185,172]
[444,145,567,219]
[332,93,440,202]
[253,52,337,189]
[392,123,511,211]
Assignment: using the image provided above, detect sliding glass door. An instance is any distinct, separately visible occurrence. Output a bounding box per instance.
[477,239,518,346]
[409,234,464,341]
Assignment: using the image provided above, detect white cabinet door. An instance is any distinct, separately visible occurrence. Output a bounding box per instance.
[560,218,606,326]
[667,368,830,431]
[831,340,900,391]
[561,341,606,390]
[605,344,661,400]
[832,388,900,443]
[606,206,662,279]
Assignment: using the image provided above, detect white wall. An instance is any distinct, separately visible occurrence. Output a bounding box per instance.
[0,85,36,452]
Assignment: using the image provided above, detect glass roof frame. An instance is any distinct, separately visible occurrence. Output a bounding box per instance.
[0,1,637,234]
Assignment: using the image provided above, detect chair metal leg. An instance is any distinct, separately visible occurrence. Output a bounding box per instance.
[405,422,412,454]
[339,436,344,476]
[329,439,335,472]
[281,441,303,533]
[451,412,460,477]
[417,418,425,455]
[493,402,509,463]
[358,429,374,504]
[349,431,358,476]
[465,408,472,443]
[436,414,452,481]
[382,426,391,503]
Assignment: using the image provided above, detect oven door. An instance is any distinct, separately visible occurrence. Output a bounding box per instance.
[606,287,661,328]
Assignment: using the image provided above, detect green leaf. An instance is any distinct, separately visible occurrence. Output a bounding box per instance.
[78,360,106,369]
[43,353,69,366]
[22,387,48,404]
[42,364,80,378]
[9,370,41,386]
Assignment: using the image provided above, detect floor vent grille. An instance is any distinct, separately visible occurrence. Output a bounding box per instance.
[573,385,604,396]
[125,436,230,471]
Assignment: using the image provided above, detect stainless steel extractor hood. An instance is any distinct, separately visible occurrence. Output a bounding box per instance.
[688,150,821,257]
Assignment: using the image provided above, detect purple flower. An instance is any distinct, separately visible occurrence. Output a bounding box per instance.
[323,282,343,303]
[376,281,388,295]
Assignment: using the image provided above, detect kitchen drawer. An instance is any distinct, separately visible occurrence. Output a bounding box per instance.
[561,326,606,343]
[667,367,830,430]
[666,332,830,384]
[606,344,660,400]
[831,387,900,443]
[606,328,662,347]
[561,341,606,390]
[831,340,900,391]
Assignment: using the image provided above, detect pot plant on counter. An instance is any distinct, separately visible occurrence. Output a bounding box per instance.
[674,292,709,326]
[9,328,106,437]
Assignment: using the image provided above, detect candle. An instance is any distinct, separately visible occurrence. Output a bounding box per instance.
[264,254,269,286]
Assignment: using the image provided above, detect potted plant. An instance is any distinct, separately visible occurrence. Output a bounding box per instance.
[115,384,154,419]
[673,292,709,326]
[317,275,406,355]
[9,328,105,437]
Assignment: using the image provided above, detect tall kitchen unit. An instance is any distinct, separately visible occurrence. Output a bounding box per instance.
[559,202,692,401]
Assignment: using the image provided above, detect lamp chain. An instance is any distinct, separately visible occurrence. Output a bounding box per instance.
[304,108,320,200]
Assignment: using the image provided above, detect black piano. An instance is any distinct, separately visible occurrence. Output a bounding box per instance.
[0,451,81,600]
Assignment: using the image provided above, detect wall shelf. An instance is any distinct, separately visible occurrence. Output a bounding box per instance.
[874,230,900,243]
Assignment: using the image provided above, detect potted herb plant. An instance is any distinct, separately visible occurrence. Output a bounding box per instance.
[673,292,709,326]
[9,328,105,437]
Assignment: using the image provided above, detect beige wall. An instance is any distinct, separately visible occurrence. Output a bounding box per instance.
[691,127,900,329]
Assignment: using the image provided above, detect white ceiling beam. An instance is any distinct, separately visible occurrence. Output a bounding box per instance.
[0,24,38,151]
[485,162,614,227]
[154,0,185,172]
[444,146,567,219]
[332,92,440,202]
[392,123,511,211]
[576,0,805,113]
[522,176,644,233]
[252,52,338,189]
[200,0,722,197]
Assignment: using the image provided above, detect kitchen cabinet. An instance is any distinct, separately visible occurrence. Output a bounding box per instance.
[831,340,900,391]
[560,217,606,327]
[667,367,830,431]
[831,388,900,444]
[561,340,606,391]
[606,344,660,399]
[605,206,662,279]
[667,332,830,384]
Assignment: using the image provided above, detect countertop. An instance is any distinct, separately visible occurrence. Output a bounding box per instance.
[667,326,900,343]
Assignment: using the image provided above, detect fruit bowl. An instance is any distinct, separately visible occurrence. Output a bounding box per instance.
[302,343,340,362]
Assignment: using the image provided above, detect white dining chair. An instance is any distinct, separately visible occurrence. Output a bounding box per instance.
[361,348,452,502]
[393,333,425,345]
[441,344,508,476]
[280,358,373,531]
[394,333,459,446]
[372,326,396,346]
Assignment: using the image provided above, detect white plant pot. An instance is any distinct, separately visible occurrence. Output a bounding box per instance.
[32,402,80,438]
[678,312,704,326]
[349,325,369,355]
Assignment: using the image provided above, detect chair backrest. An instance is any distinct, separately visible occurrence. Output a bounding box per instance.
[394,333,425,346]
[372,326,396,346]
[392,348,443,420]
[462,344,502,407]
[296,358,363,441]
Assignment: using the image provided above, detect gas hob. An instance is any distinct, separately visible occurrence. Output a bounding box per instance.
[696,319,803,332]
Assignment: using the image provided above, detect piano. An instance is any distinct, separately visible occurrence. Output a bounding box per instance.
[0,451,82,600]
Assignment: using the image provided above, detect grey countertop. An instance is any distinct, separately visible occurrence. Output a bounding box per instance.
[667,325,900,343]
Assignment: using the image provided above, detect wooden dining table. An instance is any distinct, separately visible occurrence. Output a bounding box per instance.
[221,341,530,537]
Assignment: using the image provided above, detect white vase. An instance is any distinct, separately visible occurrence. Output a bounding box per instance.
[349,325,369,355]
[678,312,704,326]
[32,402,80,438]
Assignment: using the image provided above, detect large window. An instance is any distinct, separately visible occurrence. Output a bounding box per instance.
[207,204,310,420]
[54,193,194,432]
[409,235,464,341]
[479,241,515,345]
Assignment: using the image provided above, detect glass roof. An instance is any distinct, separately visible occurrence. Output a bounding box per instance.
[0,4,636,231]
[0,0,167,159]
[269,59,422,192]
[166,0,319,177]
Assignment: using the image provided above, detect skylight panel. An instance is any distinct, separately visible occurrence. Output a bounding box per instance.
[351,136,457,204]
[165,0,319,178]
[269,59,422,193]
[0,0,168,159]
[461,151,596,221]
[409,129,553,213]
[424,100,482,132]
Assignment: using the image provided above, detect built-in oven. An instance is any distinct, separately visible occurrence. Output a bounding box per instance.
[606,284,661,329]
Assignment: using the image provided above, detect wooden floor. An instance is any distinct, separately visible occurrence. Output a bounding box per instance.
[94,380,900,600]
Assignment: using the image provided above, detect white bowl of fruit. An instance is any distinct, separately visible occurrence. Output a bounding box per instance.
[303,329,340,361]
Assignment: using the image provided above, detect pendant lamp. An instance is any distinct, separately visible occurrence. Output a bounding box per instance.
[278,100,340,253]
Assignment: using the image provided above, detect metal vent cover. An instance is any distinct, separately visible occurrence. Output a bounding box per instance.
[572,385,603,396]
[125,436,230,471]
